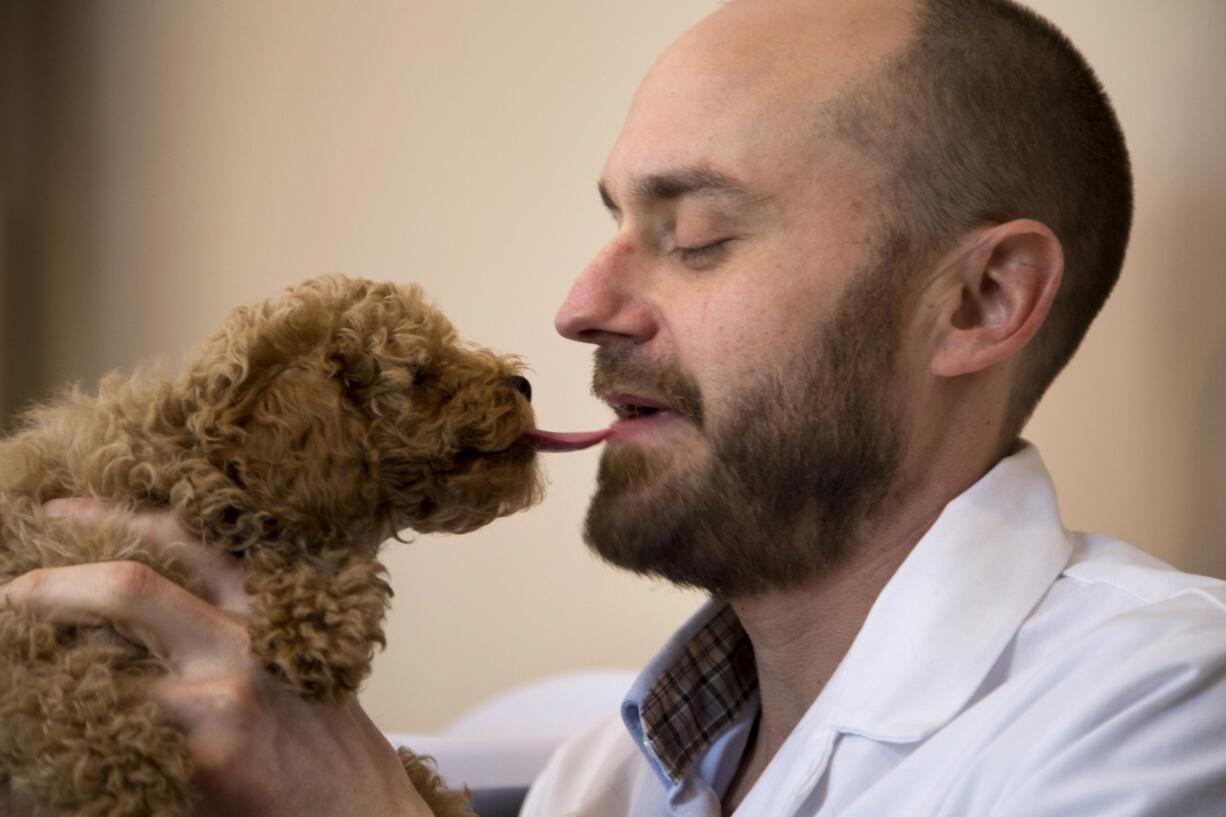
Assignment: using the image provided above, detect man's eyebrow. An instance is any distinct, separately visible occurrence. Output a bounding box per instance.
[597,166,759,213]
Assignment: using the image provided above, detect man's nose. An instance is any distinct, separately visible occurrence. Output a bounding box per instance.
[555,240,656,345]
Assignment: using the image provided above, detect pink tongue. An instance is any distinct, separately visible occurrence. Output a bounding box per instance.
[522,428,613,453]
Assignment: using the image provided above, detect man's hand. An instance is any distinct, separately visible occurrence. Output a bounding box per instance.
[0,498,433,817]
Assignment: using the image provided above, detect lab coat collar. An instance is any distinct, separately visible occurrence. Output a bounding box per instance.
[804,442,1075,743]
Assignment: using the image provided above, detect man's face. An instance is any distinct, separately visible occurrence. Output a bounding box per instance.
[555,1,918,597]
[582,243,909,597]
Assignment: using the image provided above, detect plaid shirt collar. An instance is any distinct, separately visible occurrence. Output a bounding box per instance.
[621,602,758,786]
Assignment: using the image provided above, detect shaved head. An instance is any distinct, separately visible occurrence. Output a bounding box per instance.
[626,0,1132,438]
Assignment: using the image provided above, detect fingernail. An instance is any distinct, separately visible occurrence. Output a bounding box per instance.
[44,498,76,518]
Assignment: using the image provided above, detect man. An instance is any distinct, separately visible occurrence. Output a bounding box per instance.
[520,1,1226,814]
[3,0,1224,815]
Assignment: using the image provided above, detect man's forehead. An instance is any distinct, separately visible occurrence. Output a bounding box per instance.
[603,0,915,200]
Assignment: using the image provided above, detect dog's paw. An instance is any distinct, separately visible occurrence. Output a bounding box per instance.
[245,550,391,701]
[398,748,478,817]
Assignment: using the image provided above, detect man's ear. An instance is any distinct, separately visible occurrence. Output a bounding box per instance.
[930,219,1063,378]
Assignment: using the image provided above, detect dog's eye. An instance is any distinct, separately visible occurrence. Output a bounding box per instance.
[409,365,428,386]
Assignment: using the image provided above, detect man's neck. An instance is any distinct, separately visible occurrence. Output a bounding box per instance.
[729,508,930,755]
[724,437,1009,805]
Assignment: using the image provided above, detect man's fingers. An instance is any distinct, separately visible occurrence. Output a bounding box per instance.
[128,511,251,615]
[149,675,263,748]
[43,497,251,614]
[0,561,247,669]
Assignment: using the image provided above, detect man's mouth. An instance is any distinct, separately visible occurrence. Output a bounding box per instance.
[604,392,674,419]
[599,392,688,441]
[617,405,669,420]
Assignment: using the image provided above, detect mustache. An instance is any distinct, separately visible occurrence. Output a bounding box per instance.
[591,346,705,427]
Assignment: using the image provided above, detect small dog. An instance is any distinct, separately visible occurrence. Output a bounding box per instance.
[0,276,584,816]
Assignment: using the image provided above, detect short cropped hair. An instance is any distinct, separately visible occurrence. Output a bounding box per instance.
[828,0,1134,436]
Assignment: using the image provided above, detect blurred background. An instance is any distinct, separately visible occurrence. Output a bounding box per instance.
[0,0,1223,735]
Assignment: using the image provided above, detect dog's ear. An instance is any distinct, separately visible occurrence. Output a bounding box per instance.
[175,360,384,554]
[236,363,378,537]
[174,277,394,550]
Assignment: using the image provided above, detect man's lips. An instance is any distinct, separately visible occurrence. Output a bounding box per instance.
[521,428,613,452]
[600,392,675,421]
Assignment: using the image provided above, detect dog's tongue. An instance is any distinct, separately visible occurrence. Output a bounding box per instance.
[522,428,612,452]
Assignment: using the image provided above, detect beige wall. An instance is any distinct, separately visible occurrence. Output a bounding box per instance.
[3,1,1223,733]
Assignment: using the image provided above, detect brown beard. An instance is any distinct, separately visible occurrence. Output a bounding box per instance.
[583,249,909,598]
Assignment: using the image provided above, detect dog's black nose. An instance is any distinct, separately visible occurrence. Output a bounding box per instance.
[508,375,532,402]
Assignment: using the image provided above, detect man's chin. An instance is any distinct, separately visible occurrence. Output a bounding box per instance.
[582,449,863,598]
[582,455,754,596]
[594,442,679,496]
[583,451,691,575]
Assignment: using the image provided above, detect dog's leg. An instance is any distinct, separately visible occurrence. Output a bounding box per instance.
[0,609,193,817]
[243,547,391,701]
[397,748,478,817]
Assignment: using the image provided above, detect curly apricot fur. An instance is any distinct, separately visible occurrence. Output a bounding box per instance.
[0,276,541,816]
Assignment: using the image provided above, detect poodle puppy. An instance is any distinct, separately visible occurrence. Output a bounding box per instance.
[0,276,569,817]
